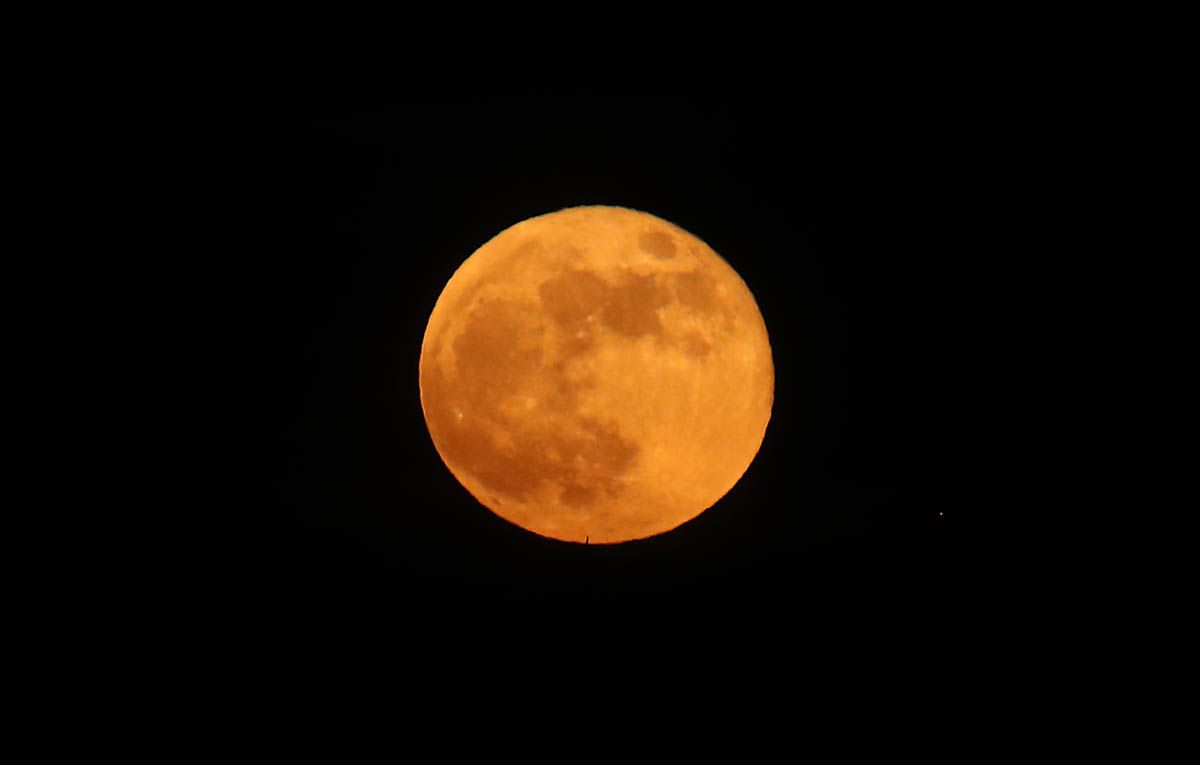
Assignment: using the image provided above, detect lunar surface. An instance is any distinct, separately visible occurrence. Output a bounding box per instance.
[419,206,773,543]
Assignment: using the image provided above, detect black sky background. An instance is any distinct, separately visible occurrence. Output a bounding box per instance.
[217,98,1022,663]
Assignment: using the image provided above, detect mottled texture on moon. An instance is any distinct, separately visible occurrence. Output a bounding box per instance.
[419,206,774,543]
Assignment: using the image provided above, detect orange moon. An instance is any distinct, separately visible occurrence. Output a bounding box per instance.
[419,206,773,544]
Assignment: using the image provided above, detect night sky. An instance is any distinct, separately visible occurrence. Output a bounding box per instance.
[221,100,1010,665]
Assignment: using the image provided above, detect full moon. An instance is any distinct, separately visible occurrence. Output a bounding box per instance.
[419,206,773,544]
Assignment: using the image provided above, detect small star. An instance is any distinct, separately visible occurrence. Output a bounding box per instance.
[938,512,944,517]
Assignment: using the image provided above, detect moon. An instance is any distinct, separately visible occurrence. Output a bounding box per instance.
[419,206,773,544]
